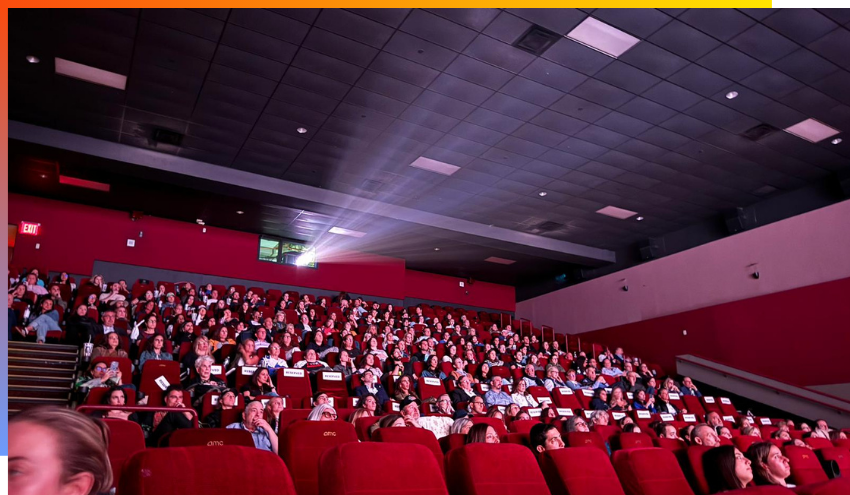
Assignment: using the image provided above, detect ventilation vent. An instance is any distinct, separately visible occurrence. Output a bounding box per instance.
[537,221,563,232]
[152,128,183,146]
[360,179,383,193]
[513,25,561,56]
[742,123,778,141]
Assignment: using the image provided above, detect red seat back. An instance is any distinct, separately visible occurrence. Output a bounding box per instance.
[86,387,136,405]
[733,435,760,453]
[316,370,348,397]
[277,409,311,432]
[470,416,508,438]
[439,433,467,454]
[419,376,447,400]
[276,368,314,406]
[139,360,181,406]
[540,446,625,495]
[681,395,705,416]
[168,428,256,448]
[354,415,380,441]
[786,445,829,485]
[699,396,722,414]
[373,427,444,475]
[118,446,295,495]
[806,438,834,450]
[818,447,850,473]
[593,425,621,446]
[91,356,133,383]
[618,432,653,450]
[613,447,694,495]
[551,387,582,410]
[319,442,448,495]
[510,420,539,434]
[103,419,145,489]
[653,437,688,454]
[446,443,551,495]
[281,421,358,495]
[686,446,711,495]
[566,431,608,453]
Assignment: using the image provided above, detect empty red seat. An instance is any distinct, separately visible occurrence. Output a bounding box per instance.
[280,421,358,495]
[733,435,760,453]
[510,419,538,434]
[119,446,296,495]
[103,419,145,489]
[613,447,694,495]
[818,447,850,473]
[653,437,688,454]
[792,479,850,495]
[446,443,551,495]
[276,368,314,406]
[699,396,722,414]
[618,432,653,450]
[319,442,448,495]
[720,487,794,495]
[805,437,834,450]
[540,446,625,495]
[551,387,582,410]
[686,446,711,495]
[681,395,705,416]
[786,445,829,486]
[168,428,255,448]
[566,431,608,453]
[354,415,380,441]
[373,427,444,475]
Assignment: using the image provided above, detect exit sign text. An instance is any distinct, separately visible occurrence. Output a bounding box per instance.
[19,222,41,236]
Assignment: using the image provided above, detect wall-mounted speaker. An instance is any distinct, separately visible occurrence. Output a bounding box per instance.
[638,237,665,261]
[724,207,757,234]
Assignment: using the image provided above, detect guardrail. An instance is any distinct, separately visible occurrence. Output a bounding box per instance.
[76,405,200,428]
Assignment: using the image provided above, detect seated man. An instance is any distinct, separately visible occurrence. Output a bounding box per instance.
[143,385,193,447]
[691,423,720,447]
[706,411,724,428]
[400,396,453,439]
[564,416,590,433]
[99,282,127,306]
[615,372,646,395]
[483,376,512,408]
[449,375,480,410]
[48,285,68,312]
[680,376,702,397]
[810,419,831,439]
[530,423,565,454]
[226,400,279,454]
[353,369,390,408]
[654,422,679,440]
[543,365,567,392]
[465,396,486,418]
[579,367,607,390]
[522,364,545,388]
[601,359,624,377]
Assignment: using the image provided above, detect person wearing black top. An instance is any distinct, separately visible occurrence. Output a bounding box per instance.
[140,385,193,447]
[65,303,100,345]
[589,388,610,411]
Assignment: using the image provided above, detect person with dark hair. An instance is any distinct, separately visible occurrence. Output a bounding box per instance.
[138,334,173,370]
[746,442,792,487]
[654,422,679,439]
[203,388,238,428]
[530,423,564,453]
[91,332,128,360]
[65,303,99,345]
[142,384,193,446]
[622,423,642,434]
[94,386,140,422]
[10,406,113,495]
[240,367,277,401]
[465,423,500,444]
[703,446,753,493]
[589,388,610,411]
[16,297,62,343]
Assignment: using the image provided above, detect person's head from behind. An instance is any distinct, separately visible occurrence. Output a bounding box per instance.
[565,416,589,433]
[703,446,752,493]
[450,417,473,435]
[622,423,641,434]
[530,423,564,453]
[307,403,337,422]
[747,442,790,487]
[465,423,499,444]
[9,407,112,495]
[692,423,720,447]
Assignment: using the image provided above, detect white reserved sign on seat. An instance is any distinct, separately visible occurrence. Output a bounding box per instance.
[538,397,552,405]
[557,408,574,417]
[423,377,442,386]
[241,366,258,376]
[558,387,573,395]
[391,402,400,412]
[723,415,735,422]
[683,414,697,422]
[351,398,360,406]
[612,412,626,420]
[528,408,542,417]
[720,398,731,405]
[760,418,772,425]
[582,389,594,397]
[210,365,223,375]
[704,396,715,403]
[283,369,305,377]
[323,372,343,381]
[669,393,680,400]
[660,413,675,422]
[210,395,220,406]
[637,410,651,419]
[480,384,490,391]
[626,392,633,400]
[155,376,170,391]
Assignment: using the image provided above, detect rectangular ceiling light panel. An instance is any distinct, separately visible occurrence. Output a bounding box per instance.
[783,119,840,143]
[596,205,638,219]
[409,156,460,176]
[54,57,127,90]
[485,256,516,265]
[566,17,640,58]
[328,226,367,237]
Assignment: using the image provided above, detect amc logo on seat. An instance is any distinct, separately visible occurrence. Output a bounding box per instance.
[206,440,224,446]
[323,431,337,437]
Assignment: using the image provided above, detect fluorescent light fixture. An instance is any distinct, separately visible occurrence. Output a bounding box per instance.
[485,257,516,265]
[294,249,316,267]
[726,91,739,100]
[832,138,842,145]
[784,119,840,143]
[566,17,640,58]
[59,175,110,192]
[54,57,127,90]
[409,156,460,176]
[328,226,366,238]
[596,205,638,220]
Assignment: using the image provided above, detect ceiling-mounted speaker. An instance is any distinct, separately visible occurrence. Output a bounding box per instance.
[638,237,665,261]
[570,267,591,283]
[834,170,850,198]
[724,207,757,234]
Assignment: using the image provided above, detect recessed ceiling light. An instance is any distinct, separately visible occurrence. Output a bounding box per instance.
[328,226,366,238]
[784,118,841,143]
[832,138,843,145]
[538,191,548,197]
[54,57,127,90]
[596,205,638,220]
[409,156,460,176]
[566,17,640,58]
[485,256,516,265]
[434,247,440,251]
[296,127,307,134]
[26,55,39,64]
[726,91,739,100]
[236,210,244,215]
[40,174,47,178]
[636,216,644,221]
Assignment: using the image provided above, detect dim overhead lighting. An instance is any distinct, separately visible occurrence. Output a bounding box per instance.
[538,191,548,197]
[832,138,843,145]
[434,247,440,251]
[54,57,127,90]
[636,216,644,221]
[784,118,841,143]
[726,91,739,100]
[196,219,205,225]
[26,55,40,64]
[409,156,460,176]
[296,127,307,134]
[596,205,638,220]
[328,226,367,238]
[236,210,244,215]
[566,17,640,58]
[40,174,47,178]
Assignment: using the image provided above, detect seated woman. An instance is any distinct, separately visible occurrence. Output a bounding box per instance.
[590,388,610,411]
[332,349,357,381]
[240,367,277,401]
[339,334,361,359]
[203,388,238,428]
[510,378,539,409]
[608,387,632,412]
[92,332,129,360]
[138,334,172,370]
[94,386,141,423]
[232,339,260,369]
[183,355,226,411]
[65,303,99,345]
[350,393,378,421]
[357,353,383,381]
[590,410,610,427]
[264,396,286,434]
[182,335,212,371]
[483,349,503,367]
[136,314,160,342]
[75,361,125,393]
[633,389,656,413]
[746,442,792,487]
[307,403,338,421]
[703,446,753,493]
[261,343,288,371]
[465,423,500,444]
[473,362,493,385]
[366,337,388,363]
[294,348,330,374]
[173,321,197,347]
[548,354,567,374]
[210,326,236,352]
[393,375,418,403]
[622,423,642,434]
[741,426,762,438]
[421,355,447,381]
[277,330,299,361]
[305,331,338,359]
[16,297,61,343]
[448,356,468,384]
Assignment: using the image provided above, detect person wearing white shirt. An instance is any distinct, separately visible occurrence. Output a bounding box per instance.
[510,379,539,408]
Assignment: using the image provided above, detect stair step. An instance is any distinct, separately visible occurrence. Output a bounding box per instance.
[9,375,73,386]
[8,365,76,378]
[10,389,71,400]
[9,356,78,368]
[9,341,80,352]
[8,396,70,404]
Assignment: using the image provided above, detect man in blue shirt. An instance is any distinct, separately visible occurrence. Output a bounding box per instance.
[227,400,278,454]
[484,376,513,407]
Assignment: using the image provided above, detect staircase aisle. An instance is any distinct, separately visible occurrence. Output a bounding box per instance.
[9,341,80,415]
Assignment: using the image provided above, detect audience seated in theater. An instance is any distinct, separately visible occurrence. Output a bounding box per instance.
[655,388,683,415]
[531,423,565,454]
[619,416,635,429]
[94,386,141,423]
[294,349,329,374]
[184,355,226,410]
[522,364,545,388]
[580,367,607,390]
[91,332,128,360]
[706,411,724,428]
[692,423,721,447]
[142,385,193,447]
[565,415,590,433]
[622,423,642,434]
[510,378,539,409]
[681,376,702,396]
[203,388,238,428]
[182,336,212,371]
[16,297,62,343]
[393,375,418,403]
[810,419,831,439]
[451,417,473,435]
[465,423,500,444]
[717,426,733,439]
[746,442,792,488]
[240,367,277,402]
[260,342,288,371]
[703,446,753,493]
[590,410,610,427]
[75,361,125,392]
[741,426,762,438]
[543,365,567,392]
[449,375,480,410]
[483,376,512,407]
[608,387,632,412]
[473,362,493,385]
[590,388,610,411]
[464,396,487,419]
[307,403,338,422]
[401,396,453,439]
[601,359,623,377]
[354,369,390,408]
[662,377,682,395]
[226,400,278,454]
[681,425,695,442]
[633,390,656,413]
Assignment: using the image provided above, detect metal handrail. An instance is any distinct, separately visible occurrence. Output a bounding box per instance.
[76,405,200,428]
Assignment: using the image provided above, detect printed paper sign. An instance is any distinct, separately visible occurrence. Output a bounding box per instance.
[683,414,697,422]
[538,397,552,405]
[210,365,222,375]
[760,418,772,425]
[582,389,594,397]
[323,372,343,381]
[497,406,505,413]
[391,402,400,412]
[723,415,735,422]
[528,408,542,417]
[155,376,170,391]
[423,377,441,386]
[557,408,574,417]
[669,393,680,400]
[284,369,305,378]
[241,366,258,376]
[351,398,360,407]
[626,392,633,400]
[704,396,715,404]
[720,398,731,405]
[261,399,269,407]
[583,410,593,418]
[480,384,490,391]
[393,375,400,382]
[637,410,651,419]
[211,395,219,406]
[612,412,626,420]
[605,387,612,393]
[660,413,675,422]
[558,387,573,395]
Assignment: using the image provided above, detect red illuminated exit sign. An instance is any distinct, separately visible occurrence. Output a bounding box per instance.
[19,222,41,236]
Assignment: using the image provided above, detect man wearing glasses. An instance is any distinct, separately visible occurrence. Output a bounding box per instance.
[565,416,590,433]
[227,400,278,454]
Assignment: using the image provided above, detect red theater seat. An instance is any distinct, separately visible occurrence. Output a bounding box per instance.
[470,416,508,438]
[721,487,794,495]
[372,427,444,475]
[540,446,625,495]
[817,447,850,473]
[613,447,694,495]
[439,433,467,454]
[653,437,688,454]
[419,376,448,400]
[445,443,551,495]
[681,395,705,416]
[168,428,255,448]
[733,435,760,453]
[805,438,834,450]
[139,360,181,406]
[86,387,136,405]
[792,479,850,495]
[280,421,358,495]
[118,446,296,495]
[786,445,829,486]
[618,432,653,450]
[566,431,608,453]
[276,368,313,406]
[593,425,621,446]
[319,443,448,495]
[686,446,711,495]
[354,415,380,441]
[103,419,145,489]
[317,370,348,397]
[510,419,538,434]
